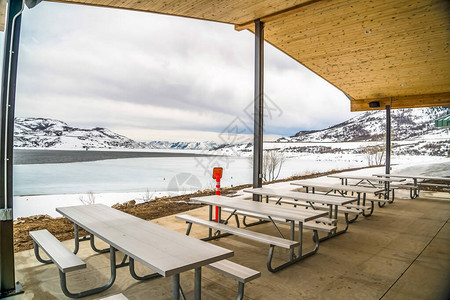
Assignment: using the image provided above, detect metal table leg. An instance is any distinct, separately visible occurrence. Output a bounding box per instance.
[298,221,303,258]
[194,267,202,300]
[362,193,374,217]
[173,274,180,300]
[59,246,117,298]
[208,205,212,238]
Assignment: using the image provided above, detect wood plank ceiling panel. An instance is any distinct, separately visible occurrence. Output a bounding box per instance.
[49,0,311,24]
[242,0,450,108]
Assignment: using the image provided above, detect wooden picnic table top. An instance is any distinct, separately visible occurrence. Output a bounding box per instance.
[56,204,233,277]
[191,195,328,222]
[243,187,356,206]
[290,180,385,194]
[373,173,450,182]
[328,174,405,182]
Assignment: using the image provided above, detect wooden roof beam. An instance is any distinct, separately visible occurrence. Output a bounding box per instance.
[350,92,450,111]
[234,0,321,31]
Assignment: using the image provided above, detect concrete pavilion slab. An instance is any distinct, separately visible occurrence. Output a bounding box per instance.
[10,188,449,300]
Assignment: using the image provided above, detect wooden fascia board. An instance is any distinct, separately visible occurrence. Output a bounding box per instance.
[350,93,450,111]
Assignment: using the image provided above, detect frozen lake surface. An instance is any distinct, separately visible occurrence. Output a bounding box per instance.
[12,149,449,219]
[13,153,367,196]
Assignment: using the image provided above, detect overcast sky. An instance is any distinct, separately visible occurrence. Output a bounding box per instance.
[2,2,360,142]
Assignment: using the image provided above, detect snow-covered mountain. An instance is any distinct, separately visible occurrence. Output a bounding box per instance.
[144,141,218,150]
[14,118,144,149]
[279,107,449,143]
[14,118,218,150]
[14,106,449,155]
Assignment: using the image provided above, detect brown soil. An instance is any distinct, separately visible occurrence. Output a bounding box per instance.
[14,165,403,253]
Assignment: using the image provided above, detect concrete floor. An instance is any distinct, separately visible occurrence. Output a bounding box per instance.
[10,189,450,300]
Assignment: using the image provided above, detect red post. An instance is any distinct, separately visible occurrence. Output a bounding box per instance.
[212,167,223,223]
[215,174,220,222]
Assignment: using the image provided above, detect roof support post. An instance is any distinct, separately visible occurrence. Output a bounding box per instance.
[0,0,24,297]
[385,105,391,175]
[253,19,264,201]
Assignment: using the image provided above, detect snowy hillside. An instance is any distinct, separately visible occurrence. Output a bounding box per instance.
[144,141,217,150]
[14,106,449,156]
[280,107,449,143]
[14,118,144,149]
[14,118,218,150]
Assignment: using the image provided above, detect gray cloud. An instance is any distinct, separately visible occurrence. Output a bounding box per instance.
[5,2,358,142]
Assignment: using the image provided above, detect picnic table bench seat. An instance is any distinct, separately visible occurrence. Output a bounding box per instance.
[389,182,449,198]
[176,214,310,273]
[33,204,238,300]
[221,208,336,233]
[30,229,86,273]
[100,294,129,300]
[223,207,336,225]
[305,185,390,203]
[266,198,365,215]
[347,183,396,202]
[29,229,114,298]
[343,203,373,211]
[176,214,299,249]
[373,173,450,198]
[190,195,337,273]
[417,182,450,188]
[207,259,261,300]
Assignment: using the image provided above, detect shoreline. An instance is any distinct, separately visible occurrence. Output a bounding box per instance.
[13,148,221,165]
[12,164,450,253]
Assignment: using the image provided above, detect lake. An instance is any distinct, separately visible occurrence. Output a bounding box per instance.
[13,149,367,196]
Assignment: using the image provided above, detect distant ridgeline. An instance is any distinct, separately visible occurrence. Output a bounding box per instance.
[279,106,450,143]
[13,117,217,150]
[13,106,449,156]
[275,106,450,157]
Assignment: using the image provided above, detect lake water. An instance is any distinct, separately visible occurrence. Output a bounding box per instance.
[13,150,367,196]
[12,150,449,219]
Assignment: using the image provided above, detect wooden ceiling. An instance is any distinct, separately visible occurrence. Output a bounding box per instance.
[48,0,450,111]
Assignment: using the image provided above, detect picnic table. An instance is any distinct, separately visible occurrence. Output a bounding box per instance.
[188,195,327,272]
[243,187,356,240]
[373,173,450,198]
[328,174,405,204]
[56,204,233,300]
[290,180,386,219]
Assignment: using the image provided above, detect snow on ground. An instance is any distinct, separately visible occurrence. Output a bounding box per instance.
[14,191,175,220]
[264,141,385,150]
[13,156,449,220]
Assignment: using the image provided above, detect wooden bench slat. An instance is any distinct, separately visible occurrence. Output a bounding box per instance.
[176,214,298,249]
[222,208,336,233]
[314,217,337,225]
[418,183,449,187]
[244,187,356,206]
[207,260,261,283]
[268,198,311,208]
[343,203,371,210]
[303,221,336,233]
[100,294,129,300]
[222,208,287,223]
[267,198,359,216]
[338,207,362,215]
[30,230,86,273]
[391,183,417,188]
[365,198,388,203]
[355,183,397,190]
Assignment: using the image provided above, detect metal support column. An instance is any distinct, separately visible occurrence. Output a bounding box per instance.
[385,105,391,174]
[384,104,392,202]
[0,0,25,297]
[252,19,264,201]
